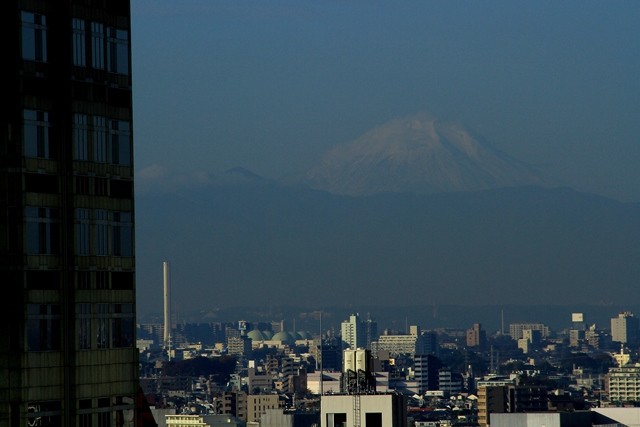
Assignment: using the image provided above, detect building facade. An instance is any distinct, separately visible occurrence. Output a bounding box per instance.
[370,326,438,357]
[413,354,443,394]
[321,394,407,427]
[466,323,486,349]
[509,323,550,340]
[611,311,640,344]
[247,394,280,423]
[1,1,138,425]
[477,384,548,427]
[607,363,640,403]
[341,314,365,350]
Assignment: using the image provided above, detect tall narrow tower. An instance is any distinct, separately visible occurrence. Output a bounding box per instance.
[163,261,171,349]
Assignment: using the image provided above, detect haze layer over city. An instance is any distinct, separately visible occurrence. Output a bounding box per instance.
[131,1,640,327]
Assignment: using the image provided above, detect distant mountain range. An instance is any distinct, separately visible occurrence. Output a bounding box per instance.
[135,182,640,317]
[134,113,638,322]
[305,112,554,195]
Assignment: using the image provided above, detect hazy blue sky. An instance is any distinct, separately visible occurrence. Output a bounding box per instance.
[132,0,640,201]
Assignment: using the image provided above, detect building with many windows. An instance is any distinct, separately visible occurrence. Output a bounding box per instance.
[607,363,640,403]
[1,1,138,425]
[477,383,548,427]
[414,354,444,394]
[509,323,550,340]
[370,326,438,357]
[341,313,377,350]
[247,394,280,423]
[611,311,640,344]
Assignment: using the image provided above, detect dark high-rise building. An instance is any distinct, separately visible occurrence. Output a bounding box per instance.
[414,354,444,394]
[1,1,138,426]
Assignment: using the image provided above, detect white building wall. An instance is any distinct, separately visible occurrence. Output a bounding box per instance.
[320,394,406,427]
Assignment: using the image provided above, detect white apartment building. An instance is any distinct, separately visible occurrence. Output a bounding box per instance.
[370,326,438,356]
[611,311,640,344]
[608,363,640,403]
[341,314,365,350]
[509,323,550,340]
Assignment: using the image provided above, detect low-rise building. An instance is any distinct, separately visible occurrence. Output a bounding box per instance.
[510,323,550,340]
[477,383,548,427]
[370,326,438,357]
[166,414,245,427]
[247,394,280,423]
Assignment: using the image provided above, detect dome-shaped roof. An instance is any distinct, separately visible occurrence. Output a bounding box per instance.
[291,331,303,340]
[262,330,274,340]
[247,329,265,340]
[299,331,314,340]
[272,331,295,342]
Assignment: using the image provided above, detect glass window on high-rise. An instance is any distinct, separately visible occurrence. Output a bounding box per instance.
[24,109,53,158]
[72,18,86,66]
[21,12,47,62]
[107,27,129,75]
[109,120,131,166]
[27,304,61,351]
[74,113,90,160]
[91,22,105,69]
[26,207,59,255]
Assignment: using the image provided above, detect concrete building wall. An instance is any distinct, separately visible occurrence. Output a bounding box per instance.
[247,394,279,423]
[592,407,640,426]
[491,412,592,427]
[320,394,407,427]
[611,311,640,344]
[509,323,550,340]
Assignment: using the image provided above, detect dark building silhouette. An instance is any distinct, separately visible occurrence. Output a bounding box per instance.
[414,354,444,394]
[1,1,138,425]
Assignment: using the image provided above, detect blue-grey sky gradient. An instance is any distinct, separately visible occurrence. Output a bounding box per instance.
[132,0,640,201]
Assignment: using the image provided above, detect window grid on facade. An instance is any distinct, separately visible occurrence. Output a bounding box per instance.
[21,12,47,62]
[109,120,131,166]
[27,304,61,351]
[91,22,105,69]
[74,113,90,160]
[76,208,90,255]
[78,303,91,350]
[111,211,133,257]
[106,27,129,75]
[96,303,109,349]
[93,116,108,162]
[24,109,52,158]
[26,207,59,255]
[72,18,86,66]
[95,210,109,255]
